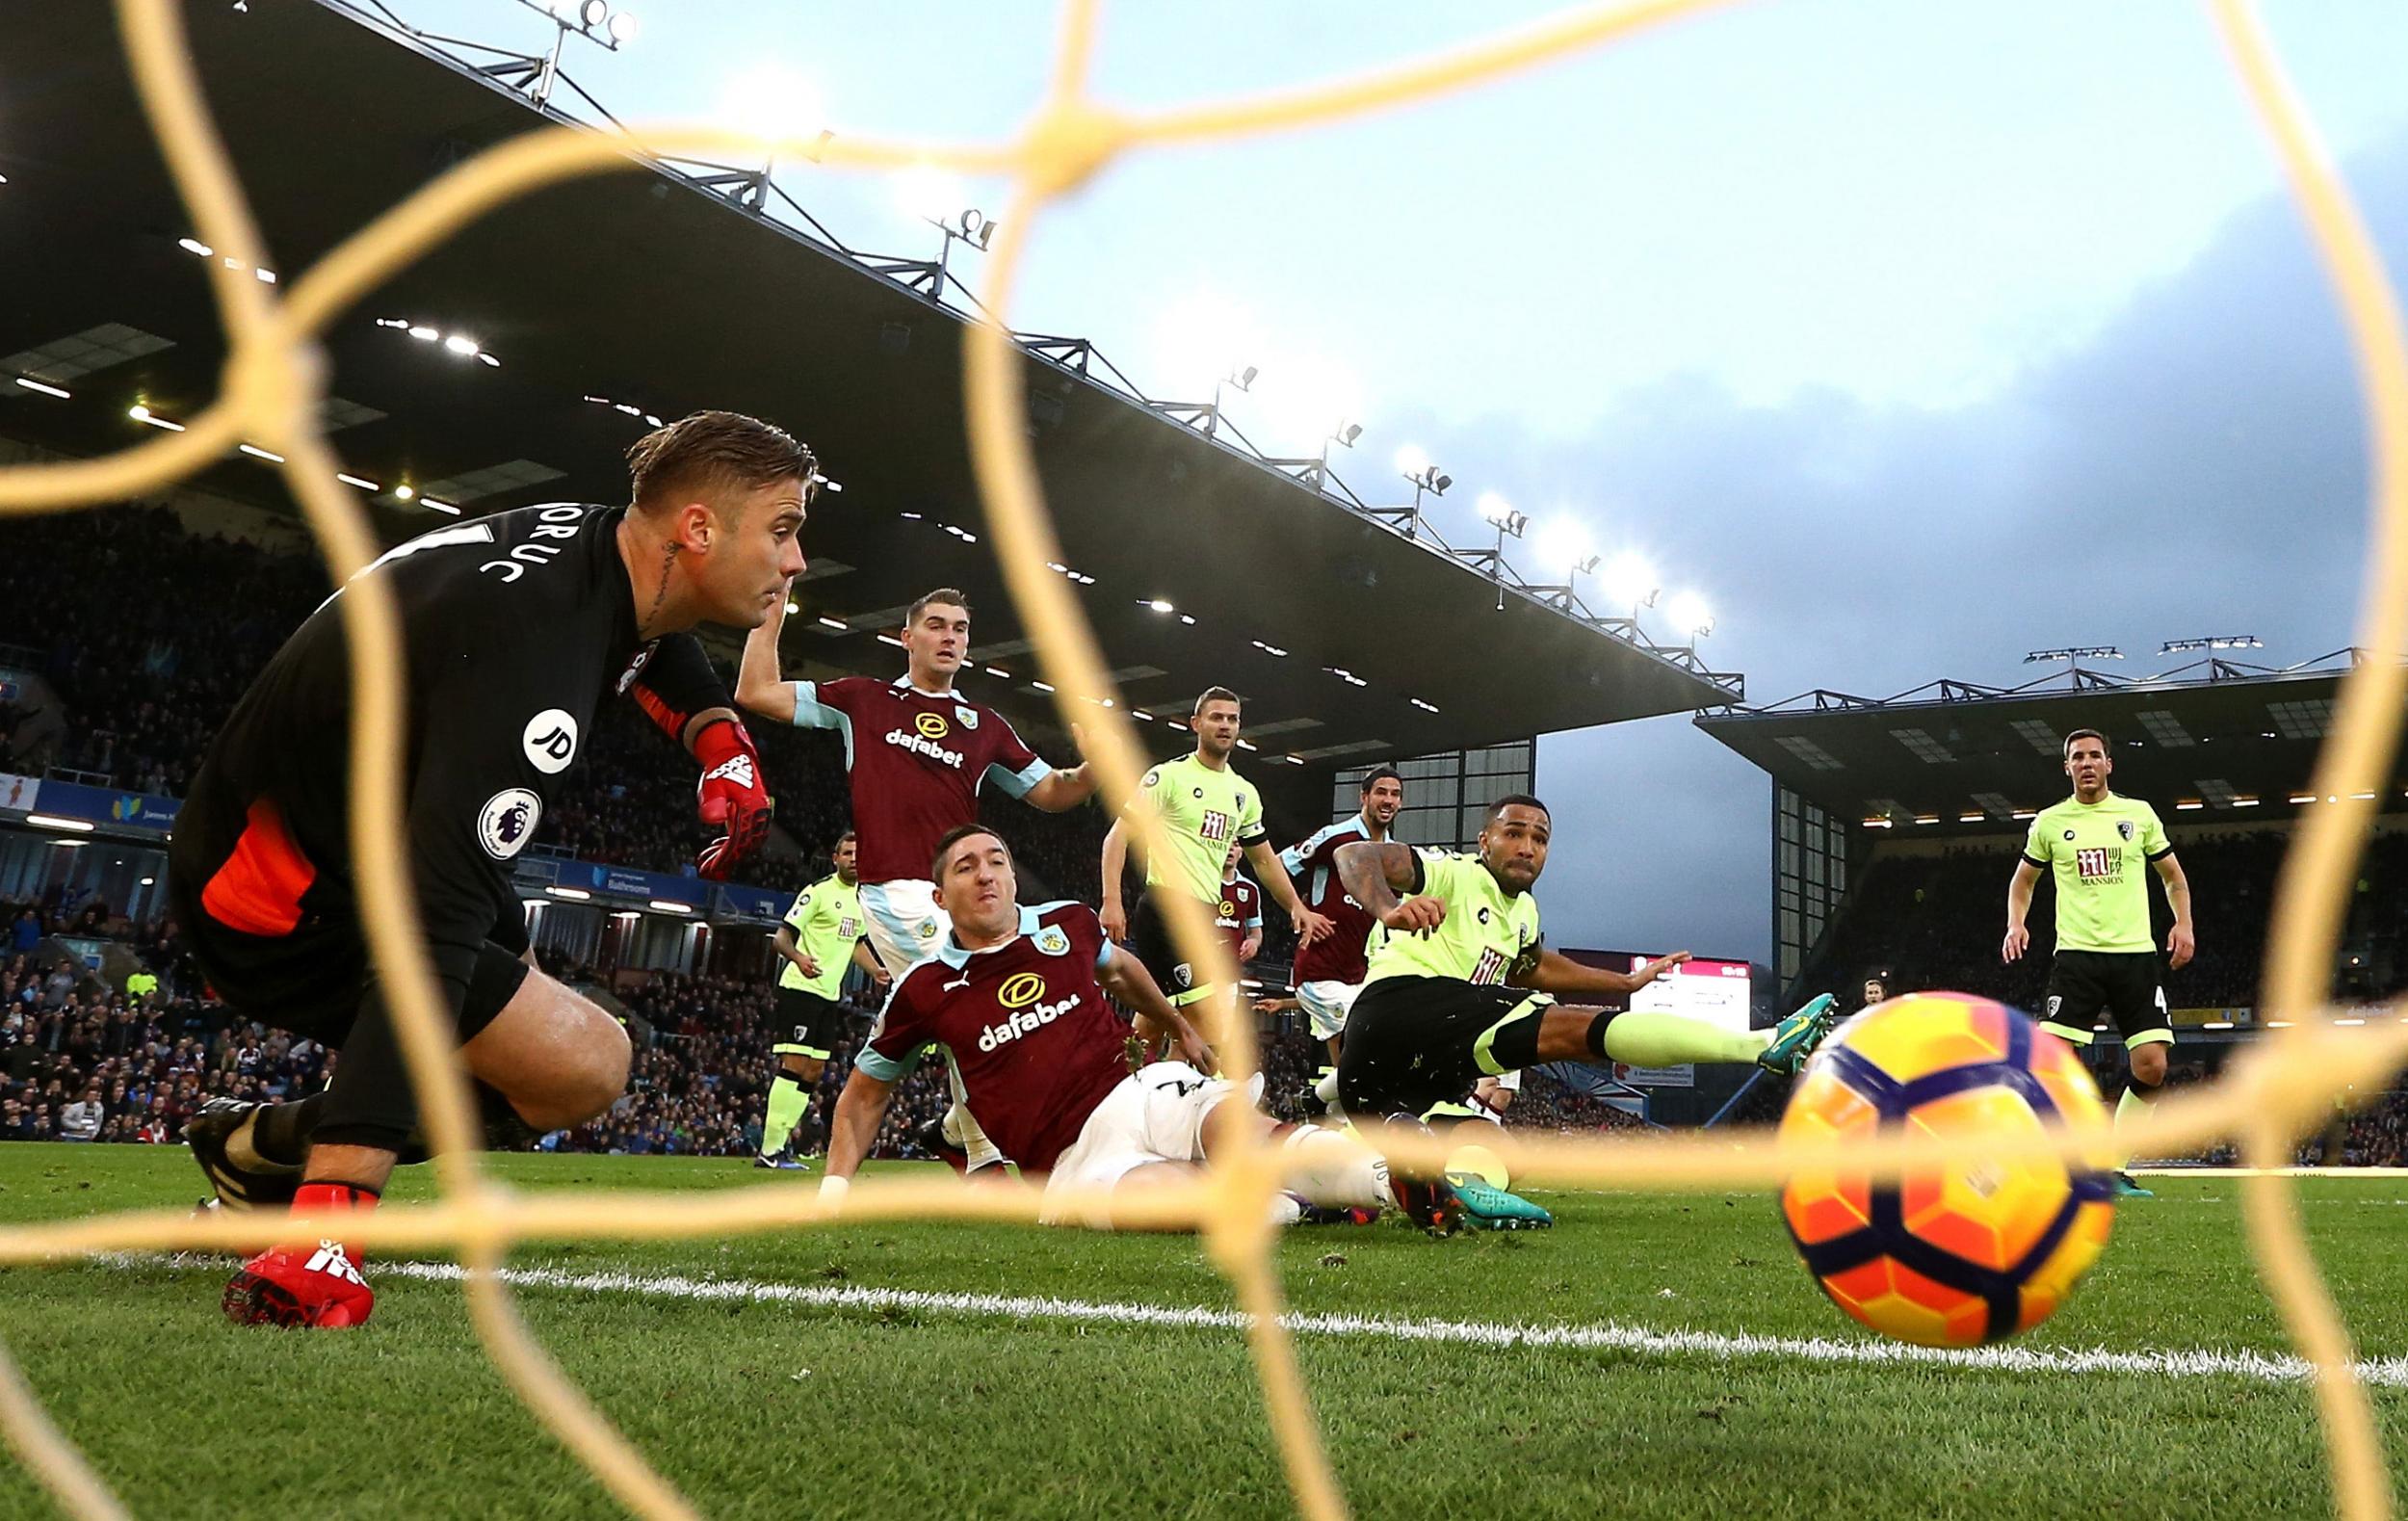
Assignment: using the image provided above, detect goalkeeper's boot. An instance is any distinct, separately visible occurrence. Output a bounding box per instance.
[222,1184,379,1329]
[2109,1170,2156,1199]
[1446,1172,1554,1230]
[183,1097,301,1213]
[753,1152,807,1170]
[1758,993,1842,1077]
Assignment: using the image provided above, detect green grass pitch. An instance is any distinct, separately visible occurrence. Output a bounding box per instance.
[1,1145,2405,1518]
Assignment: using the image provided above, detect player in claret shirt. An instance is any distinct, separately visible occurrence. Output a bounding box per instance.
[818,826,1394,1230]
[172,410,805,1326]
[739,587,1095,1173]
[1214,840,1265,969]
[1273,763,1404,1113]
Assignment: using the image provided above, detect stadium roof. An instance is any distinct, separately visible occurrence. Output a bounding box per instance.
[1695,650,2408,830]
[0,0,1741,772]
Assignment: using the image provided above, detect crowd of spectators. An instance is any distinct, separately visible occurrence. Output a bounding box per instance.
[0,944,330,1149]
[565,965,951,1160]
[0,880,1647,1162]
[0,505,1112,893]
[0,508,325,797]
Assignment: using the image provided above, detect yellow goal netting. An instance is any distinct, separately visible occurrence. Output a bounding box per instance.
[0,1,2403,1516]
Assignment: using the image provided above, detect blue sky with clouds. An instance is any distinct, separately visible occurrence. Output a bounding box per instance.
[394,0,2408,961]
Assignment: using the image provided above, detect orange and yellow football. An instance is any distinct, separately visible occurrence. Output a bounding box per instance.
[1779,992,2116,1348]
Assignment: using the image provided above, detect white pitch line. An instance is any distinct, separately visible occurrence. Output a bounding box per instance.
[301,1259,2408,1390]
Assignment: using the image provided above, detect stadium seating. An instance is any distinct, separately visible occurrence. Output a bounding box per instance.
[0,506,1112,891]
[1800,831,2408,1010]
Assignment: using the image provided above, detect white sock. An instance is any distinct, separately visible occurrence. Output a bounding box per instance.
[1278,1126,1388,1209]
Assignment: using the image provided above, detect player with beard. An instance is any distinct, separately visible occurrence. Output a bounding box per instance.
[1268,764,1403,1114]
[1100,687,1330,1040]
[1335,796,1840,1231]
[2003,727,2194,1199]
[759,830,889,1167]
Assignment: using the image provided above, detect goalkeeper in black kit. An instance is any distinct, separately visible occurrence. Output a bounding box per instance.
[170,411,813,1327]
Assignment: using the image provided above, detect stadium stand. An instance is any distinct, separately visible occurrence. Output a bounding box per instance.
[1798,829,2408,1010]
[0,505,1112,890]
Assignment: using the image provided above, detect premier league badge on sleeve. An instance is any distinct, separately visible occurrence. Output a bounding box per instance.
[1034,925,1070,957]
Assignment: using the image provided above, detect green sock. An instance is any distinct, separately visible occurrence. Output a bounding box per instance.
[2114,1083,2156,1167]
[761,1075,810,1157]
[1600,1010,1769,1068]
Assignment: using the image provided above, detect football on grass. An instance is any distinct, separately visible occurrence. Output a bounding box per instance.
[1779,992,2116,1348]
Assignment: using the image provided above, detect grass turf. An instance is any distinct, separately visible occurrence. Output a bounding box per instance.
[0,1146,2404,1518]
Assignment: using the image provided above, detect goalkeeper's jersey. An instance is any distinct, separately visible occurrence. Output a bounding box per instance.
[176,503,732,1032]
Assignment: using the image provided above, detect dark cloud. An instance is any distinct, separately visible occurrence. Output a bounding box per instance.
[1414,128,2408,965]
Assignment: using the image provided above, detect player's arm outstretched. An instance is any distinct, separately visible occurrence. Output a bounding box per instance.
[820,1064,895,1202]
[632,633,771,879]
[1333,840,1445,934]
[1508,947,1689,997]
[823,976,935,1199]
[734,579,846,739]
[1018,722,1099,812]
[1098,946,1217,1074]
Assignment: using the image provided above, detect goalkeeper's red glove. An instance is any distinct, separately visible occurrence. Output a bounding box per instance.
[692,717,772,879]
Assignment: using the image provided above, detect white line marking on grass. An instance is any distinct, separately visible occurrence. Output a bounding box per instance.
[325,1260,2408,1390]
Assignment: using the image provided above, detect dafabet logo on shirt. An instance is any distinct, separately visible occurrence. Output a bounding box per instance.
[999,972,1046,1010]
[915,712,951,740]
[978,975,1083,1053]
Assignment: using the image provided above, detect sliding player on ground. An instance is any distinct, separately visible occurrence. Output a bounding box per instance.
[739,586,1098,1173]
[820,826,1392,1229]
[1335,795,1839,1232]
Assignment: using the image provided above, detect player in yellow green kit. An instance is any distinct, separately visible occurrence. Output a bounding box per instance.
[2003,727,2195,1199]
[1100,686,1331,1026]
[760,831,889,1168]
[1333,795,1840,1230]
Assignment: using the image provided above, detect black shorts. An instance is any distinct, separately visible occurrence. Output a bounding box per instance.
[1335,975,1556,1118]
[1130,892,1217,1009]
[2045,950,2172,1048]
[167,844,528,1051]
[773,987,847,1061]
